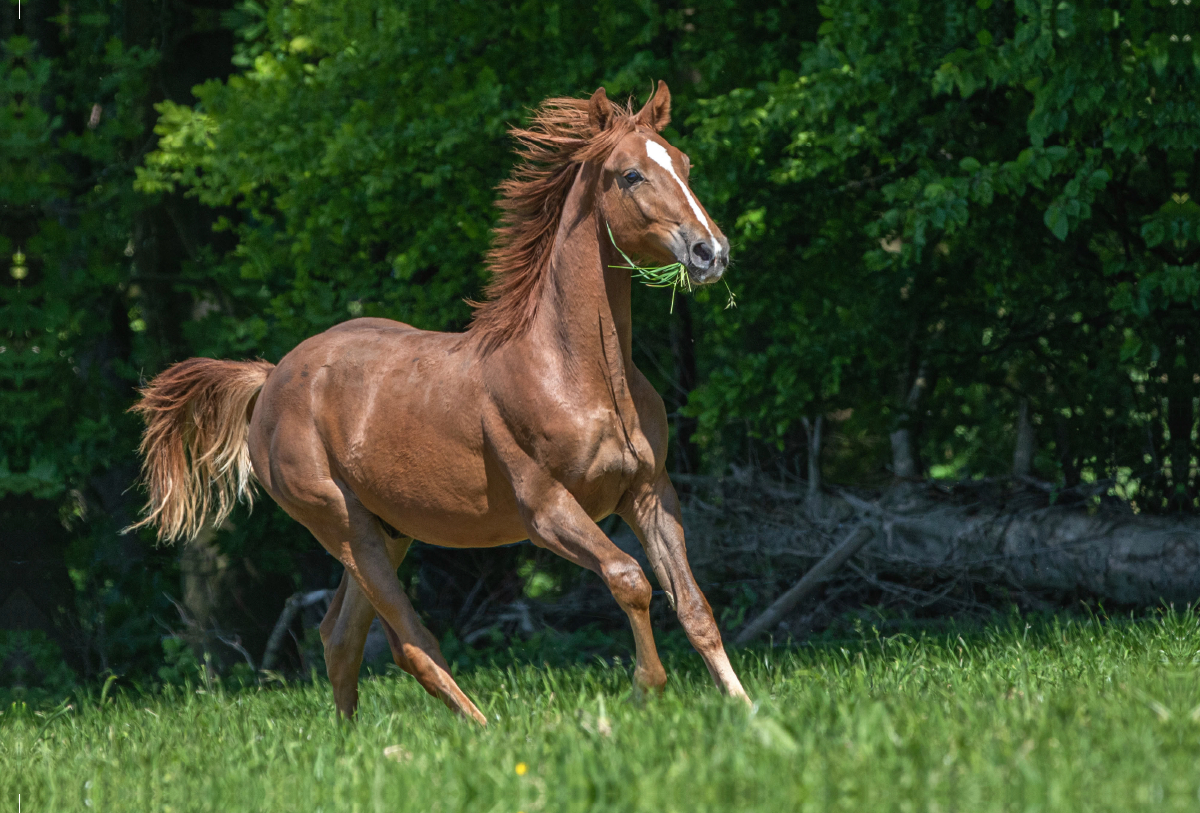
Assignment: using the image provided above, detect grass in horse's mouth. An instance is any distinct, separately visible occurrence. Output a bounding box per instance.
[607,224,736,313]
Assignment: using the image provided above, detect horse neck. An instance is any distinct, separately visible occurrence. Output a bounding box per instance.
[531,164,634,373]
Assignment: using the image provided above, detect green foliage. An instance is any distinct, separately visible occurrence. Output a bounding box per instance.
[1,28,155,500]
[6,612,1200,810]
[1,2,184,679]
[0,631,76,706]
[686,0,1200,503]
[155,635,206,687]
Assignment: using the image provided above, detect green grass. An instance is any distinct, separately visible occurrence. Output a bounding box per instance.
[6,610,1200,811]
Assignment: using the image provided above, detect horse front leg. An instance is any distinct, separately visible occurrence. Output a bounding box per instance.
[518,482,667,695]
[620,473,749,702]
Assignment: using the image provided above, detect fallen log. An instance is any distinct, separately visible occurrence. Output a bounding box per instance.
[261,589,334,672]
[676,479,1200,636]
[734,525,875,644]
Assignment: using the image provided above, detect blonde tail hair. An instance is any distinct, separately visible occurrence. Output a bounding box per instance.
[128,358,275,543]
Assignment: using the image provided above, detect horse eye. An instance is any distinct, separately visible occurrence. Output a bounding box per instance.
[623,170,644,185]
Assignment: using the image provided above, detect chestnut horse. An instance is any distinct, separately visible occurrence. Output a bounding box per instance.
[132,82,748,722]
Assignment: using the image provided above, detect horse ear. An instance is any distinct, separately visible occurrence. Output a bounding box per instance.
[588,87,613,133]
[636,80,671,132]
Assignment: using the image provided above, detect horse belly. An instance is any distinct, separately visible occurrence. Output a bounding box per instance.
[348,437,528,548]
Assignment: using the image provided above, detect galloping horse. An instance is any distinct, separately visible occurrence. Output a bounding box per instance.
[132,82,748,722]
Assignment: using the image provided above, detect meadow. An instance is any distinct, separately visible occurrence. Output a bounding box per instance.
[5,611,1200,812]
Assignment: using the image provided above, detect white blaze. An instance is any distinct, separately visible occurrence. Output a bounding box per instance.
[644,139,718,252]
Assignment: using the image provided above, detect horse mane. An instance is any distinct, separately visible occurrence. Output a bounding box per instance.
[467,94,640,351]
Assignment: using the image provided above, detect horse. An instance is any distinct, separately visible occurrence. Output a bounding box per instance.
[131,81,749,723]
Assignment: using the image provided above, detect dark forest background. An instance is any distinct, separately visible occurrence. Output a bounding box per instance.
[3,0,1199,699]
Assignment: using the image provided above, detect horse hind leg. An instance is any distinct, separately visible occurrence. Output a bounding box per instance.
[319,534,414,719]
[293,480,487,724]
[347,535,487,724]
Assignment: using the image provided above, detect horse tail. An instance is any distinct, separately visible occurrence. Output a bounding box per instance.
[128,358,275,543]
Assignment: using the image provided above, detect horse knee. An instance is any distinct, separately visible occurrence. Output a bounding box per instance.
[603,559,652,612]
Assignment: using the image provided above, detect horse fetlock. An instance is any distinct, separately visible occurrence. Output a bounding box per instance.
[634,662,668,693]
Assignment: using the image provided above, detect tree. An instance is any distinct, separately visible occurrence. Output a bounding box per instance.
[687,0,1199,511]
[1,0,306,679]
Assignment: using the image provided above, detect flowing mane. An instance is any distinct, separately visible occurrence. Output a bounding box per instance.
[467,95,640,350]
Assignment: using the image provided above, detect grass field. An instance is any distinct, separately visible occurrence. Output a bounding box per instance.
[5,610,1200,812]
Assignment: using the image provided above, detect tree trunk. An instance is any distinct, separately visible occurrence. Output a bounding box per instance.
[841,490,1200,607]
[678,484,1200,623]
[891,362,929,479]
[1013,397,1035,478]
[801,415,823,518]
[1165,331,1197,510]
[179,522,232,637]
[890,429,917,479]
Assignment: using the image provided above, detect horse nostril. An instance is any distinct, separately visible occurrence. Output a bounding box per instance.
[692,241,714,265]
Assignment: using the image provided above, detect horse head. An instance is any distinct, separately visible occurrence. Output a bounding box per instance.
[591,81,729,286]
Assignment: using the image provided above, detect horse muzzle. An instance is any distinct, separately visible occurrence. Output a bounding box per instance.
[684,238,728,285]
